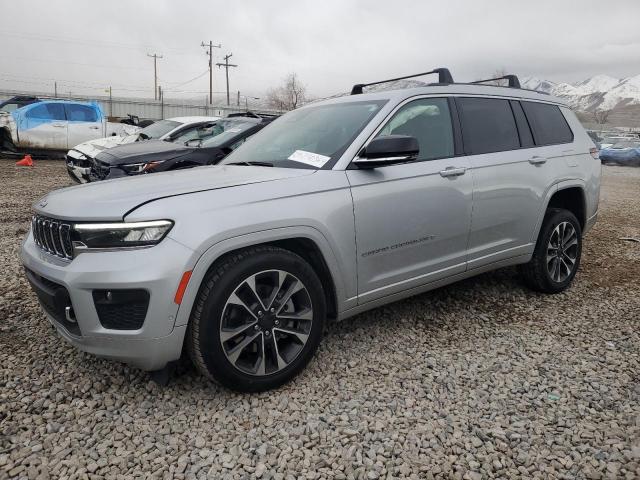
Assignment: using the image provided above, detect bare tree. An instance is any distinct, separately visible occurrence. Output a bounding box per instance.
[488,68,508,86]
[593,109,611,125]
[473,69,509,86]
[266,73,307,111]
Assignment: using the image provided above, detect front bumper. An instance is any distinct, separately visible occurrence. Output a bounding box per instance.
[21,230,196,371]
[66,161,91,184]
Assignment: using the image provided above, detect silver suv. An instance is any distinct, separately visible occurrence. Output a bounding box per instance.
[21,69,600,392]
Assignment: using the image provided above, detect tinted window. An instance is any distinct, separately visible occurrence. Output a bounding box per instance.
[25,103,66,121]
[457,98,520,154]
[376,98,454,161]
[510,101,534,148]
[521,101,573,145]
[65,104,98,122]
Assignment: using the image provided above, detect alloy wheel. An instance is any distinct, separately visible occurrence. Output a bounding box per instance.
[546,221,579,283]
[219,270,313,376]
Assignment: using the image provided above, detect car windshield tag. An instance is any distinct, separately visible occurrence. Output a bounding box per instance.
[287,150,331,168]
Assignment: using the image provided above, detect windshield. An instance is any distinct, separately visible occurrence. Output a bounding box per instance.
[170,122,218,145]
[220,100,387,169]
[199,120,257,147]
[0,103,19,113]
[138,119,181,139]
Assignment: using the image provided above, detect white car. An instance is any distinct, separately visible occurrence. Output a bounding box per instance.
[66,116,220,183]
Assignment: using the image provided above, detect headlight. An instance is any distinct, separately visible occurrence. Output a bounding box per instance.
[72,220,173,250]
[120,163,146,174]
[121,160,166,174]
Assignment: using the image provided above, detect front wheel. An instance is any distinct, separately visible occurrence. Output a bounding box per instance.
[519,208,582,293]
[187,246,326,392]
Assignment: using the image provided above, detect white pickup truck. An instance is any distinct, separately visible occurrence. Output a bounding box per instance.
[0,100,137,156]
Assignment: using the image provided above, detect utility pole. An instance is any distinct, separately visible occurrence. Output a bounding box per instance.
[216,53,238,106]
[109,86,113,117]
[237,90,240,107]
[147,53,163,100]
[201,41,221,104]
[54,81,57,97]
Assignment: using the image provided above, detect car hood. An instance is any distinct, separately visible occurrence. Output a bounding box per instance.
[34,165,315,221]
[71,133,141,158]
[95,139,193,166]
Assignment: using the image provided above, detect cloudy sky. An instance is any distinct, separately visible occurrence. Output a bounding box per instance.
[2,0,639,101]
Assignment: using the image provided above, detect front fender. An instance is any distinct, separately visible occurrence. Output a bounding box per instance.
[172,225,354,328]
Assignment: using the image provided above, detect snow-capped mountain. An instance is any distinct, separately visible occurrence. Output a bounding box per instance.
[521,74,640,112]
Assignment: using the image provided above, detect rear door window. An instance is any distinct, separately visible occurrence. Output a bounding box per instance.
[521,101,573,145]
[65,104,98,122]
[457,97,520,154]
[25,103,66,121]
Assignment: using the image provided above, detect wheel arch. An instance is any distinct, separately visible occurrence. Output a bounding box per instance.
[174,227,347,329]
[531,181,587,244]
[547,186,586,230]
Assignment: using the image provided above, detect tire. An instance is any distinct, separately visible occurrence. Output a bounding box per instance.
[186,246,326,392]
[519,208,582,293]
[0,129,17,152]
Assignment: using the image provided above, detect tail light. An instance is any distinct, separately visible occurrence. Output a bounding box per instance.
[589,147,599,160]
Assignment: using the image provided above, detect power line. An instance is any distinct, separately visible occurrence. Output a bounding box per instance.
[0,30,194,53]
[216,53,238,106]
[165,70,209,90]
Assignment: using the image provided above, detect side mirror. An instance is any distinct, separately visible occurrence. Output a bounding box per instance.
[353,135,419,169]
[185,138,203,147]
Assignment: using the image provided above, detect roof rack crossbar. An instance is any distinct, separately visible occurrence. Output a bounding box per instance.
[470,74,521,89]
[351,68,454,95]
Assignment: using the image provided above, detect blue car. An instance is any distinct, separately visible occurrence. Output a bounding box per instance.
[599,141,640,166]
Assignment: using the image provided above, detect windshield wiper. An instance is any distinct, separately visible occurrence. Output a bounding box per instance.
[227,161,274,167]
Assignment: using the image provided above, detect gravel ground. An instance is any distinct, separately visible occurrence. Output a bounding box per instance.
[1,160,639,480]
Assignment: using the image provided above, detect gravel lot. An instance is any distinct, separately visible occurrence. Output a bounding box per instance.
[1,160,639,480]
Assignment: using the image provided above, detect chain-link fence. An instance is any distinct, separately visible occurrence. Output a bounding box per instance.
[0,89,282,120]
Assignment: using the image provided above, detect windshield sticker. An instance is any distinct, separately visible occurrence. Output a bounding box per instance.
[288,150,331,168]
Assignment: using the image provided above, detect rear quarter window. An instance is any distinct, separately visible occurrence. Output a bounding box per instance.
[457,97,520,155]
[65,104,99,122]
[521,101,573,146]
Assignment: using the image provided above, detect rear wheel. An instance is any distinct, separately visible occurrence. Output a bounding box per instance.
[519,208,582,293]
[187,246,326,392]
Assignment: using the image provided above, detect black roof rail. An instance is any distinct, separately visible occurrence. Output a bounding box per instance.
[351,68,454,95]
[470,74,521,89]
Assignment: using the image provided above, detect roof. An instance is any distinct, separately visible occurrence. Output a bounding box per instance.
[315,83,569,108]
[167,116,221,124]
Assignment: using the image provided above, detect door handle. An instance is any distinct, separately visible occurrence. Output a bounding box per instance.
[439,166,466,177]
[89,126,100,130]
[529,156,547,165]
[52,123,65,128]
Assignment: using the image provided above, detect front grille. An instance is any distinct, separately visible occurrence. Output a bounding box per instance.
[92,289,149,330]
[90,160,110,181]
[32,215,73,260]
